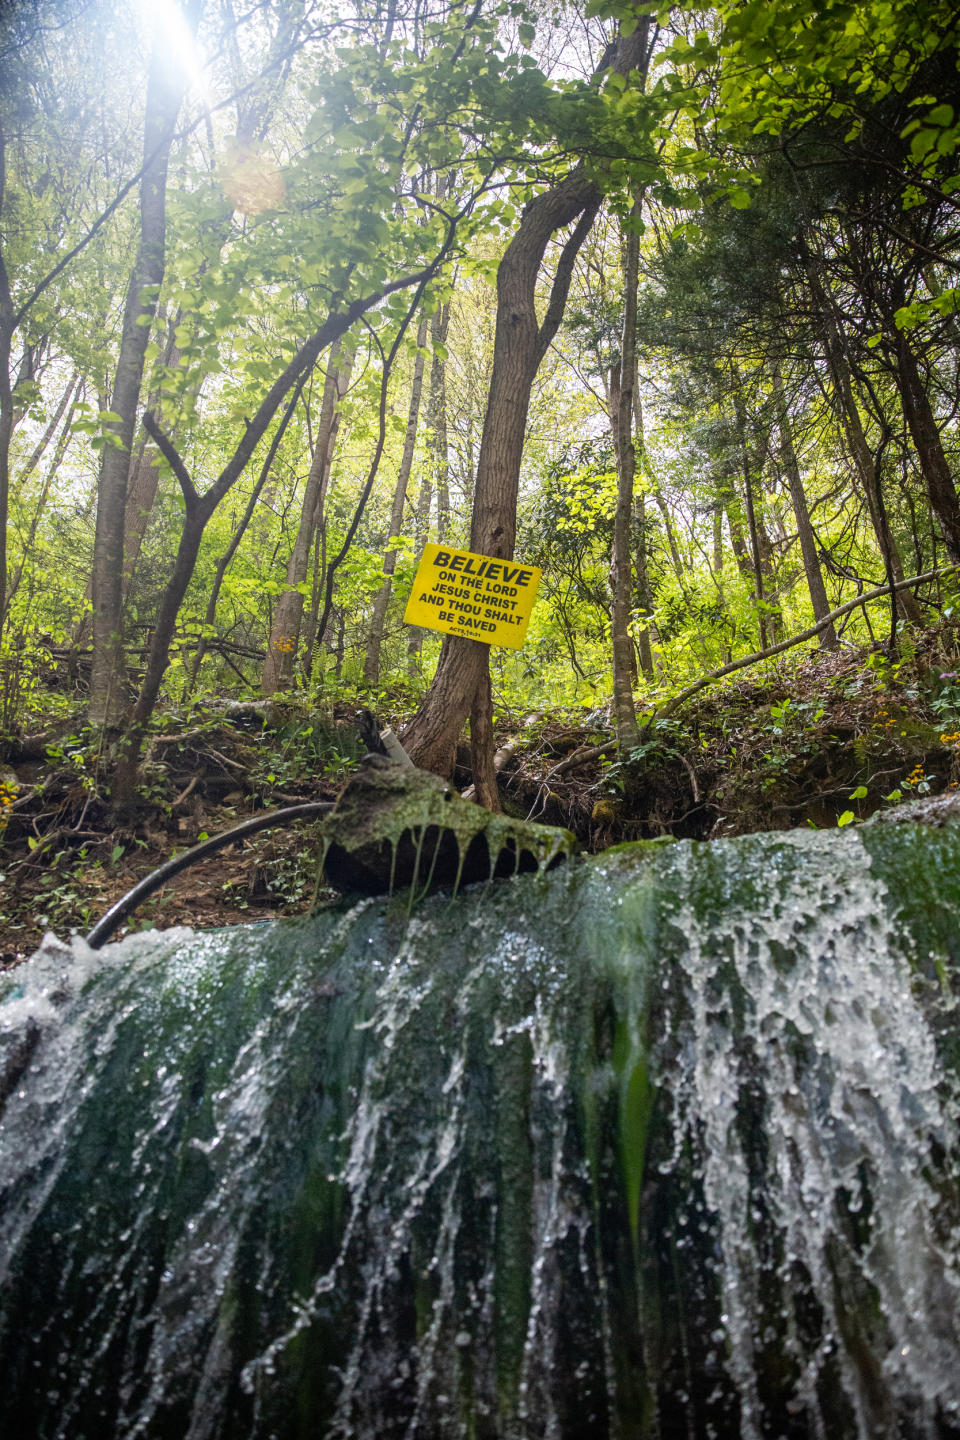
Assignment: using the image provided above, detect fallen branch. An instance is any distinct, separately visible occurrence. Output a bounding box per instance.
[170,775,198,810]
[678,751,701,803]
[207,746,245,772]
[544,561,960,779]
[544,739,618,781]
[461,738,520,802]
[656,561,960,720]
[149,727,211,749]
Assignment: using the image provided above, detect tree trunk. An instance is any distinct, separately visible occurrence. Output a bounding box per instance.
[364,315,429,686]
[0,129,17,635]
[608,218,641,746]
[6,381,80,609]
[806,262,921,623]
[893,328,960,562]
[406,298,451,672]
[432,300,452,541]
[120,10,309,607]
[733,392,781,646]
[724,498,752,576]
[110,254,446,808]
[261,346,351,694]
[402,169,603,777]
[772,364,837,649]
[88,10,196,724]
[120,317,181,600]
[185,438,285,695]
[836,350,921,623]
[402,22,651,780]
[15,369,79,489]
[300,524,326,683]
[469,663,499,808]
[630,390,658,677]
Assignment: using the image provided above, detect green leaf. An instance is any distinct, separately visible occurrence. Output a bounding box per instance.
[837,810,855,827]
[849,785,867,800]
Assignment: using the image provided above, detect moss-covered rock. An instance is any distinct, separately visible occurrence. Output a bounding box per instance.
[321,757,577,895]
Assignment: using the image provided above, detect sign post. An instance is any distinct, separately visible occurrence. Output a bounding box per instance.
[403,542,541,649]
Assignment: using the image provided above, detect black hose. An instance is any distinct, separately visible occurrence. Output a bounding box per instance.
[84,803,333,950]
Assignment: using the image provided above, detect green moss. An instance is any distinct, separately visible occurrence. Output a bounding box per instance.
[321,763,577,896]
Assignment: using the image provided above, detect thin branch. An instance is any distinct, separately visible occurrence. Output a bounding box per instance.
[142,410,198,507]
[656,561,960,720]
[11,17,342,328]
[534,196,603,368]
[544,562,960,779]
[314,281,427,647]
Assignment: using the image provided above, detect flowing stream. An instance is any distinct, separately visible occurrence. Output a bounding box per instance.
[2,822,960,1438]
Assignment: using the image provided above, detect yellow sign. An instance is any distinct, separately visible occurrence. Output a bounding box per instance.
[403,542,541,649]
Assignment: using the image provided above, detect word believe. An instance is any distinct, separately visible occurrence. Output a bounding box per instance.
[403,542,542,650]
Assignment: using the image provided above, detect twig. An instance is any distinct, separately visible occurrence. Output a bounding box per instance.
[170,775,198,810]
[149,726,211,748]
[461,738,520,802]
[544,739,619,781]
[678,752,700,803]
[207,747,244,771]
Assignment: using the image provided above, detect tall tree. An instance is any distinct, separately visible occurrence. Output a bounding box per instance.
[262,344,352,695]
[772,363,838,650]
[364,315,429,687]
[88,4,199,724]
[403,18,656,789]
[608,202,643,749]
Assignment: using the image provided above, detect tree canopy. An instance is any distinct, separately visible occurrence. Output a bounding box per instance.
[1,0,959,816]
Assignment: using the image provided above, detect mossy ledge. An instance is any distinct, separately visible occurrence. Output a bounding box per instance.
[320,757,577,895]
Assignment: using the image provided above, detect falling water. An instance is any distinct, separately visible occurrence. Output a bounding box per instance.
[2,822,960,1438]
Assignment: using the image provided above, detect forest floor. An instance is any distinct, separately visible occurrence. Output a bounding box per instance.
[3,621,960,966]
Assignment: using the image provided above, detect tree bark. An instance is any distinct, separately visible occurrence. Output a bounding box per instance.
[469,663,499,809]
[733,392,782,646]
[631,390,657,675]
[772,363,837,649]
[262,345,351,694]
[406,297,451,672]
[608,232,642,746]
[0,128,17,635]
[806,260,921,623]
[402,22,651,781]
[364,316,429,686]
[893,327,960,562]
[402,172,603,777]
[88,10,197,724]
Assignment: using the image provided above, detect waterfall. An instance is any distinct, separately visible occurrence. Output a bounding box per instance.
[2,823,960,1438]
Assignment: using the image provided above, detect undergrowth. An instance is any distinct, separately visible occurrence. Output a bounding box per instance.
[3,624,960,963]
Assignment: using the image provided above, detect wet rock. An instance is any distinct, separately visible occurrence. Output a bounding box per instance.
[321,757,576,895]
[867,791,960,827]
